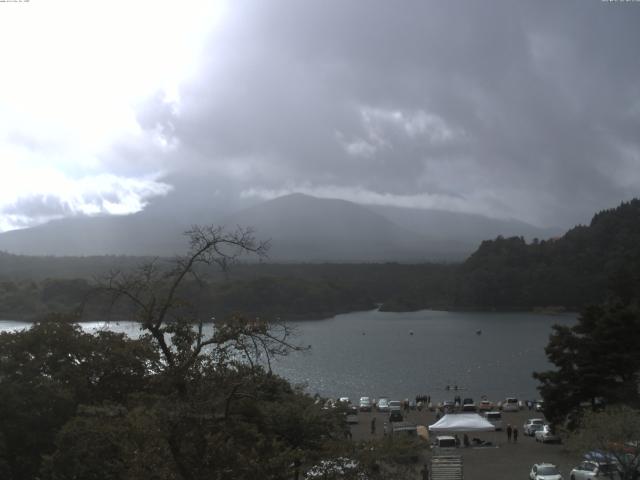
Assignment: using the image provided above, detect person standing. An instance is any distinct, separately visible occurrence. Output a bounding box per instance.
[420,463,429,480]
[506,424,512,442]
[513,427,518,443]
[371,417,376,435]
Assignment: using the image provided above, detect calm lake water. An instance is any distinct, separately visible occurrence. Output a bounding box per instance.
[0,309,575,403]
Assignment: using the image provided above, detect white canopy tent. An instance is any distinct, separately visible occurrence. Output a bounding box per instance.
[428,413,495,433]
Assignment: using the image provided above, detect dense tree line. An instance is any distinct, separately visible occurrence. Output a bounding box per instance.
[533,290,640,479]
[1,199,640,319]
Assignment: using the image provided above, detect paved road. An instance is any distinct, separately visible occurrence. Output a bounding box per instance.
[349,407,581,480]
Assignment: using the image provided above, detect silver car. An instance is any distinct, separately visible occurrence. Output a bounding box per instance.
[523,418,545,436]
[377,397,390,412]
[530,463,563,480]
[570,461,618,480]
[535,425,561,443]
[359,396,372,412]
[485,411,503,431]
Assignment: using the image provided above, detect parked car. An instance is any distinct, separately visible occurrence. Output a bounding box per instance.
[323,398,336,409]
[377,397,390,412]
[391,421,418,437]
[570,460,618,480]
[527,423,545,437]
[462,398,475,411]
[359,396,372,412]
[535,400,545,412]
[339,397,357,413]
[530,463,563,480]
[485,411,503,430]
[442,400,455,413]
[389,409,403,422]
[346,412,359,424]
[389,400,402,411]
[433,435,458,450]
[523,418,545,436]
[535,425,561,444]
[478,399,494,411]
[502,397,520,412]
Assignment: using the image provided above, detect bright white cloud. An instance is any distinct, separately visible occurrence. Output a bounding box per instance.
[0,162,172,232]
[0,0,223,231]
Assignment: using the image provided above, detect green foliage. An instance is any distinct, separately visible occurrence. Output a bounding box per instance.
[0,227,367,480]
[0,317,158,480]
[566,406,640,480]
[533,302,640,427]
[0,316,352,480]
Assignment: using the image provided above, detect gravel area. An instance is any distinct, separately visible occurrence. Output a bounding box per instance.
[349,407,581,479]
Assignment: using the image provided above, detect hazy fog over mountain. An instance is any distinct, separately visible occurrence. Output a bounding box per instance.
[1,1,639,256]
[0,193,560,260]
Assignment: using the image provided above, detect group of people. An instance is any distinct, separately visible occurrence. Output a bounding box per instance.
[505,424,519,442]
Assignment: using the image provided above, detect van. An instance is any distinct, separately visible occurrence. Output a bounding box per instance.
[485,411,503,430]
[502,397,520,412]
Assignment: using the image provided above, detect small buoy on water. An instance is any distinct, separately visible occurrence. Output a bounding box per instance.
[409,330,414,336]
[476,329,482,335]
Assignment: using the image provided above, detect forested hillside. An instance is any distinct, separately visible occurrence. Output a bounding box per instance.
[453,199,640,309]
[1,200,638,319]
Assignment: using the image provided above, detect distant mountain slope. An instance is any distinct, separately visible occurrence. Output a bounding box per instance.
[368,204,561,247]
[0,192,559,261]
[222,193,445,261]
[0,193,439,260]
[0,211,191,257]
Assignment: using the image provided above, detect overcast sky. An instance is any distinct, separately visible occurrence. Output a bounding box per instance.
[1,0,639,232]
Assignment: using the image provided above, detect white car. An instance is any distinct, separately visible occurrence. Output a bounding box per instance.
[338,397,357,413]
[502,397,520,412]
[377,397,390,412]
[535,425,561,444]
[434,435,458,450]
[485,411,503,431]
[523,418,545,436]
[570,461,618,480]
[530,463,563,480]
[359,396,372,412]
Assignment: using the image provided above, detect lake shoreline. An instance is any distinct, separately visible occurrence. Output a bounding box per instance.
[0,304,578,324]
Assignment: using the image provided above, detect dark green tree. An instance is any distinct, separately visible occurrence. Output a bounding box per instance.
[534,301,640,427]
[0,318,158,480]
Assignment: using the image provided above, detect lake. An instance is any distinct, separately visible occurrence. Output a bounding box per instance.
[0,309,575,403]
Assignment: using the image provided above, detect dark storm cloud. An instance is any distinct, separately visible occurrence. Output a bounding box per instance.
[135,0,640,227]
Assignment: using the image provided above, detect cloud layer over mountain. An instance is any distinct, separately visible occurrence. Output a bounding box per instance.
[2,0,639,232]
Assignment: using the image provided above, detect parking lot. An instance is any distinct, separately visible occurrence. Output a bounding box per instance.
[349,406,582,480]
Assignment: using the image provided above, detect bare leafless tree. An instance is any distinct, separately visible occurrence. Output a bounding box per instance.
[95,225,303,394]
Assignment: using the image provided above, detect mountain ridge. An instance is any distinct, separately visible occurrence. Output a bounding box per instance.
[0,192,561,261]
